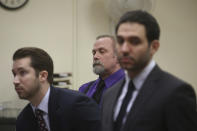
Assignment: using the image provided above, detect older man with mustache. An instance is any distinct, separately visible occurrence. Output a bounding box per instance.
[79,35,125,105]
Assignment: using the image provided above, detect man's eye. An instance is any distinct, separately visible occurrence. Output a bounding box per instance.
[129,38,141,45]
[99,49,105,54]
[92,51,96,55]
[117,37,124,45]
[20,71,27,76]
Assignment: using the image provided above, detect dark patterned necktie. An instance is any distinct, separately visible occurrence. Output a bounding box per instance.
[114,80,135,131]
[92,79,105,104]
[35,109,48,131]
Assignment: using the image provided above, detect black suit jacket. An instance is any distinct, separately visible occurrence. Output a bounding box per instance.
[16,86,101,131]
[101,65,197,131]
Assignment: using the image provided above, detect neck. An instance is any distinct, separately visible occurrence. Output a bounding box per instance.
[100,65,121,80]
[127,60,151,79]
[30,83,50,107]
[127,69,142,80]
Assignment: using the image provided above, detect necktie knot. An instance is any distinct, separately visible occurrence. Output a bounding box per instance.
[35,109,44,116]
[128,80,135,92]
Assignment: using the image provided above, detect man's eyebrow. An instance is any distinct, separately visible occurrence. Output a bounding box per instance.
[13,67,25,72]
[93,47,106,51]
[98,47,104,50]
[116,35,122,38]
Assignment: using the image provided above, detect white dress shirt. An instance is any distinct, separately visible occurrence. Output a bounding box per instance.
[114,60,156,124]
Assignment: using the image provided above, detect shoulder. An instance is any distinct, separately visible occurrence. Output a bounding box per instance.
[150,65,190,88]
[52,87,85,100]
[17,104,32,121]
[103,78,125,99]
[158,67,191,88]
[16,104,36,131]
[107,78,124,91]
[152,66,196,103]
[78,80,96,92]
[160,72,197,127]
[51,87,98,108]
[52,87,101,122]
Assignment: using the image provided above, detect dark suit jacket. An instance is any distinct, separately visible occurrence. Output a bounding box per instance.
[101,65,197,131]
[16,86,101,131]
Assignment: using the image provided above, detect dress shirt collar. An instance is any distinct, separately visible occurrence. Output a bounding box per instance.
[126,59,156,90]
[31,87,50,114]
[113,60,156,121]
[84,68,125,98]
[102,68,125,89]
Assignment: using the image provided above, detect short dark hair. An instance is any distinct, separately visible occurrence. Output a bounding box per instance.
[13,47,54,85]
[115,10,160,44]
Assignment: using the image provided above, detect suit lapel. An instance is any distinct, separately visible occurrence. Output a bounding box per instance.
[48,86,61,131]
[124,65,162,130]
[102,78,125,131]
[110,79,125,115]
[22,104,40,131]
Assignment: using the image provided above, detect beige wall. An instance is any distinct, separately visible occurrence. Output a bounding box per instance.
[0,0,196,102]
[152,0,197,92]
[0,0,75,102]
[76,0,110,87]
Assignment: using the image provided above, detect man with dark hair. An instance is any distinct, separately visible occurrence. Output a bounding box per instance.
[101,10,197,131]
[79,35,125,105]
[12,47,101,131]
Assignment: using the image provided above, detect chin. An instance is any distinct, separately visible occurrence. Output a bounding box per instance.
[120,64,132,70]
[18,94,27,100]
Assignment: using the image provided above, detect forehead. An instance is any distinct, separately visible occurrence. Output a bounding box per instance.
[117,22,146,38]
[12,57,32,70]
[93,37,113,50]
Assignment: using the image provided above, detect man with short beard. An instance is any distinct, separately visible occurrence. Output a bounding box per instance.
[12,47,101,131]
[101,10,197,131]
[79,35,125,105]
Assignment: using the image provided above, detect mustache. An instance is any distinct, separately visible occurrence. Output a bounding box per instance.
[93,60,103,67]
[15,85,22,89]
[118,55,135,61]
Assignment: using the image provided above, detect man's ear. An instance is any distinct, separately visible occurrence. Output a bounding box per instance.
[39,71,48,82]
[150,40,160,56]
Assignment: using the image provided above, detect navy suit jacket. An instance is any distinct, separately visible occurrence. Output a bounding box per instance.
[101,65,197,131]
[16,87,101,131]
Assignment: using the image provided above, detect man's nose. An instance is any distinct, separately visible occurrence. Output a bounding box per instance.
[121,42,130,53]
[13,76,20,86]
[93,52,100,60]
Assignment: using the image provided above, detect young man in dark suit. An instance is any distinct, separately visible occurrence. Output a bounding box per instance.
[12,47,100,131]
[101,10,197,131]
